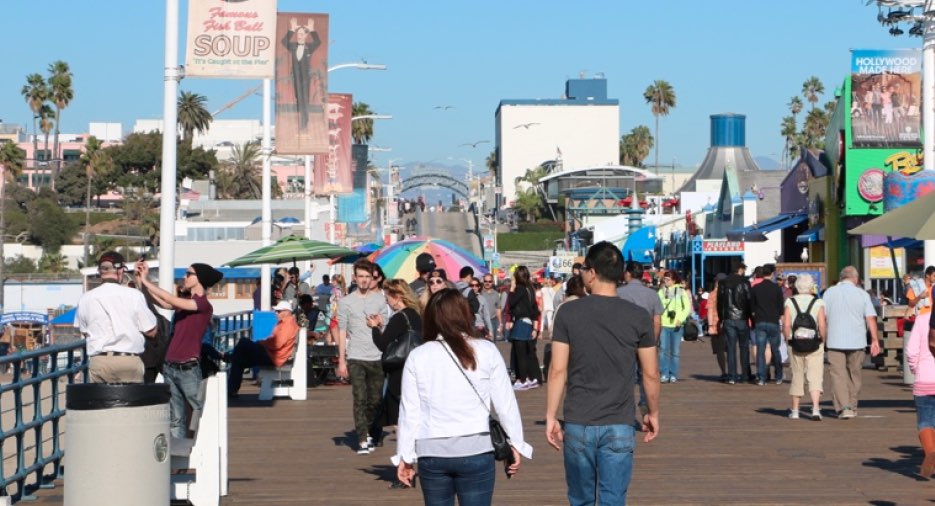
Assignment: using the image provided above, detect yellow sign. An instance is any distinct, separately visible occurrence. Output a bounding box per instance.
[868,246,906,279]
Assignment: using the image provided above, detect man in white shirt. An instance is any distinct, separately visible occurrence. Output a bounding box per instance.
[76,252,158,383]
[539,277,557,337]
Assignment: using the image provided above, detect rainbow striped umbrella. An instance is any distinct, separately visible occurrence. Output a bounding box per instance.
[373,238,488,281]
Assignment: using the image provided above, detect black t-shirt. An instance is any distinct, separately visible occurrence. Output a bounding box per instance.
[552,294,655,425]
[750,279,785,324]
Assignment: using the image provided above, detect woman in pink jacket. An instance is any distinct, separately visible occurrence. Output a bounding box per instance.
[906,311,935,477]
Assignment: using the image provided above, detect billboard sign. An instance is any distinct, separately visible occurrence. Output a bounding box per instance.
[850,49,922,148]
[185,0,277,79]
[275,12,329,154]
[312,93,354,195]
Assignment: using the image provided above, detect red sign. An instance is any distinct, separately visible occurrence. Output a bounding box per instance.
[703,241,743,253]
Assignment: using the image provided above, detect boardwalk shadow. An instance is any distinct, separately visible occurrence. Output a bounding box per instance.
[689,373,727,383]
[755,407,791,418]
[359,463,398,483]
[332,430,359,450]
[862,445,930,482]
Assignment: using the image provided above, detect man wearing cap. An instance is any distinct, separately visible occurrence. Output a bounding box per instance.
[136,260,223,438]
[225,300,300,396]
[76,252,158,383]
[409,252,436,296]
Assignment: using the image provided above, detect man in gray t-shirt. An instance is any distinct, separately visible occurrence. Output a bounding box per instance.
[336,260,390,454]
[546,242,660,505]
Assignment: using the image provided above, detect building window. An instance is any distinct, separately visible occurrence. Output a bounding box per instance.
[287,176,305,194]
[207,281,228,299]
[234,281,256,299]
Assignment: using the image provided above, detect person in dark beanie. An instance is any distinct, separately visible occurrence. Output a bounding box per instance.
[136,259,223,439]
[409,252,436,296]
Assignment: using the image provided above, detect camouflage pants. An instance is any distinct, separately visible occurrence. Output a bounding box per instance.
[348,359,385,443]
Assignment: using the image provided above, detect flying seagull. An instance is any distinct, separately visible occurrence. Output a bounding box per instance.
[513,122,540,129]
[433,105,455,110]
[459,140,490,148]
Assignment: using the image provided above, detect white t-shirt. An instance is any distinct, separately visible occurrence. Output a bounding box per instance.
[76,282,157,356]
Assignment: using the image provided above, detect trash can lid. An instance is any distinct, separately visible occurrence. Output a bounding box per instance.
[67,383,171,410]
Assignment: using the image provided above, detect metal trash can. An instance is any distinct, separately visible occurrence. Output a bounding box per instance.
[65,383,171,506]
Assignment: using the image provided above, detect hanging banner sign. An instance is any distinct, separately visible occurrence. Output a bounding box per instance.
[275,12,330,154]
[185,0,278,79]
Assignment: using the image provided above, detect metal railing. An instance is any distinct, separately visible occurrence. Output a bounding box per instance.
[0,342,87,502]
[0,311,253,503]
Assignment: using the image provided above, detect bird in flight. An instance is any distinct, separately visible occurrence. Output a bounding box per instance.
[460,140,490,148]
[514,122,540,129]
[433,105,455,110]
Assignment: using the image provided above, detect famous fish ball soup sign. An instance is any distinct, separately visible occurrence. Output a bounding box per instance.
[185,0,278,79]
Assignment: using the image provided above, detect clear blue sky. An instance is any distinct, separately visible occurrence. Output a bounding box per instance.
[0,0,918,171]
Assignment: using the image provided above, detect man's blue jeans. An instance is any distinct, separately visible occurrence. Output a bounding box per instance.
[723,319,751,382]
[163,363,204,439]
[418,452,495,506]
[563,422,635,506]
[659,326,683,380]
[754,322,783,382]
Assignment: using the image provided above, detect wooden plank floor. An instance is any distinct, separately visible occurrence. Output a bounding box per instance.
[28,339,933,505]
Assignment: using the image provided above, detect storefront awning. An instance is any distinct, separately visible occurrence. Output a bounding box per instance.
[728,213,807,237]
[797,225,824,243]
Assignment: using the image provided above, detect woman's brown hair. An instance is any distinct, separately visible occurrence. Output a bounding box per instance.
[423,288,480,370]
[383,278,422,314]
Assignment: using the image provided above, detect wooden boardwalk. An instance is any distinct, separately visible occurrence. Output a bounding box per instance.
[28,340,934,505]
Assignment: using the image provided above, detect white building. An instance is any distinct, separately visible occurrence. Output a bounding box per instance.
[495,79,620,209]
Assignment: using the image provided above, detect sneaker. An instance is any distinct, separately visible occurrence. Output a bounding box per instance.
[840,408,856,419]
[774,378,784,385]
[526,379,540,389]
[727,379,736,385]
[358,442,372,455]
[660,376,670,384]
[513,381,528,391]
[810,409,822,421]
[757,380,766,386]
[788,410,800,419]
[668,377,677,384]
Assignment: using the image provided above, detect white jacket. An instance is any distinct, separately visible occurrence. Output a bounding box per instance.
[392,337,533,465]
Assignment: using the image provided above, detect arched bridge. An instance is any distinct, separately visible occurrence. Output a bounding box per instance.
[401,172,468,198]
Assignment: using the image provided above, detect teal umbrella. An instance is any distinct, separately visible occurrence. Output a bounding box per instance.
[225,235,358,268]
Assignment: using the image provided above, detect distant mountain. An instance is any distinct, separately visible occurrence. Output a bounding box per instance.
[755,156,782,171]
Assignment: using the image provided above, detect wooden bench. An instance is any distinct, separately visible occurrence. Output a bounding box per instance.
[169,372,229,506]
[256,327,307,401]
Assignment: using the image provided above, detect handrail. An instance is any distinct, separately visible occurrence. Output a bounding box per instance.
[0,342,88,502]
[211,310,254,352]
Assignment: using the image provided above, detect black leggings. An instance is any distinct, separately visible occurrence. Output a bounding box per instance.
[511,340,542,383]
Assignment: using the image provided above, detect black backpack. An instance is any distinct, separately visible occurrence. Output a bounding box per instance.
[789,297,821,353]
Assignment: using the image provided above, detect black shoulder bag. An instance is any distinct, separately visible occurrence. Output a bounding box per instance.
[438,341,516,465]
[381,310,422,370]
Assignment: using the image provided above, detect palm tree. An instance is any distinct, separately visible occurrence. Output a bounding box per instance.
[218,142,262,199]
[21,73,48,169]
[514,189,542,223]
[38,104,55,186]
[643,80,676,174]
[801,76,825,110]
[79,136,113,265]
[485,148,498,178]
[48,60,73,185]
[0,142,26,309]
[803,108,829,149]
[351,102,375,144]
[177,91,212,142]
[619,125,654,166]
[788,96,803,120]
[780,116,797,169]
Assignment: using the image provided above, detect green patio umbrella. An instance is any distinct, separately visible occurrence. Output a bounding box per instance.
[225,235,358,267]
[848,189,935,238]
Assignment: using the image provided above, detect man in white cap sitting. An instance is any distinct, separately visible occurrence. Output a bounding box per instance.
[225,300,299,397]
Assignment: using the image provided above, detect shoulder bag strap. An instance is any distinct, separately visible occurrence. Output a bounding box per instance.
[437,341,491,415]
[399,308,412,331]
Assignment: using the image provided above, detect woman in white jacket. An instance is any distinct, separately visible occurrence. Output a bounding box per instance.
[393,288,533,505]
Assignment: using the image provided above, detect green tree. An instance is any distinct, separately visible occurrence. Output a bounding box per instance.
[801,76,825,110]
[177,91,212,142]
[38,252,69,273]
[514,189,542,223]
[0,143,25,176]
[107,131,162,190]
[485,148,498,178]
[38,104,55,180]
[177,141,219,182]
[27,198,77,251]
[48,60,74,186]
[216,142,262,199]
[788,96,803,120]
[21,73,48,167]
[643,80,676,174]
[5,255,36,274]
[619,125,654,167]
[802,108,829,149]
[351,102,375,144]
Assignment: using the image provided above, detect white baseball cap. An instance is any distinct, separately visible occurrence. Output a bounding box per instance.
[272,301,293,312]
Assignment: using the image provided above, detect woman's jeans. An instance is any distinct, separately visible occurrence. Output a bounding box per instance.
[659,326,683,380]
[419,452,495,506]
[916,395,935,431]
[563,423,635,506]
